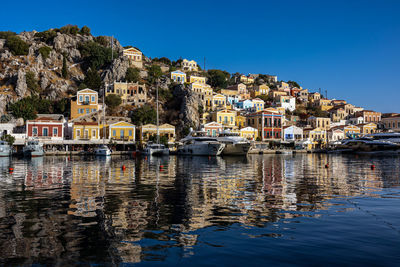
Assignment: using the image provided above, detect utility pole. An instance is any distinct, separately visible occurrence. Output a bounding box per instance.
[204,57,206,71]
[325,89,328,99]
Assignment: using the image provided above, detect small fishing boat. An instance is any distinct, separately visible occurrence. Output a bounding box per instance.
[94,144,112,156]
[23,140,44,157]
[0,140,12,157]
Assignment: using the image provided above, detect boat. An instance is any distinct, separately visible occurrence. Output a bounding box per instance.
[142,76,169,156]
[94,144,112,156]
[365,132,400,144]
[177,131,225,156]
[142,142,169,156]
[336,137,400,152]
[216,131,251,156]
[23,140,44,157]
[0,140,11,157]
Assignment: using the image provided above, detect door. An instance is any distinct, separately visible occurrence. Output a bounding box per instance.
[43,128,48,136]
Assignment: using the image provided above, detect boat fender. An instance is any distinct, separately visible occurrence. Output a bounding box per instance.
[371,164,375,170]
[9,167,13,173]
[325,163,329,168]
[122,165,126,171]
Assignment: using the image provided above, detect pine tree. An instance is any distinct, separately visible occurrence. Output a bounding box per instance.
[62,55,68,78]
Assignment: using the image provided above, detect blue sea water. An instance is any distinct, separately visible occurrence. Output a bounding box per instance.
[0,154,399,266]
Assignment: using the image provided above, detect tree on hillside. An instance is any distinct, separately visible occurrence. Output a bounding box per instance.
[6,35,29,56]
[105,94,122,111]
[79,41,117,70]
[130,105,157,126]
[80,26,91,35]
[207,69,230,89]
[62,55,69,78]
[125,67,140,83]
[147,65,163,84]
[287,80,300,88]
[84,68,102,90]
[26,71,40,93]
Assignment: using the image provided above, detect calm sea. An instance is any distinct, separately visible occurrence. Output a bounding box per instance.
[0,154,399,266]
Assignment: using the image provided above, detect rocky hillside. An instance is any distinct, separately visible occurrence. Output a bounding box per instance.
[0,25,127,115]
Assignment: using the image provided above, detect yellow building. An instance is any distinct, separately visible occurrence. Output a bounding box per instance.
[70,89,101,120]
[309,92,321,103]
[139,123,176,144]
[182,59,198,72]
[303,127,327,148]
[204,86,214,110]
[240,126,258,140]
[211,109,236,128]
[189,76,206,84]
[307,116,331,130]
[270,90,288,102]
[171,70,187,84]
[236,115,246,129]
[251,84,270,97]
[107,121,136,141]
[122,47,143,69]
[357,123,377,134]
[220,89,238,98]
[252,98,265,112]
[315,98,333,111]
[212,94,226,110]
[106,82,147,106]
[73,122,100,140]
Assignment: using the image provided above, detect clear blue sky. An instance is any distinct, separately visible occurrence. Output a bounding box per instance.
[2,0,399,112]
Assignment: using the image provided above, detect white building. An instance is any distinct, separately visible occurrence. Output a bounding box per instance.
[328,128,345,142]
[283,126,303,141]
[347,116,364,125]
[280,96,296,112]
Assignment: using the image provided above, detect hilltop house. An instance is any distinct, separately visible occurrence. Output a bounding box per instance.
[171,70,187,84]
[122,47,143,69]
[70,89,101,120]
[182,59,198,72]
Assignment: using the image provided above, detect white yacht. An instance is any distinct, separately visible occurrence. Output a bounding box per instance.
[337,137,400,152]
[365,133,400,144]
[142,142,169,156]
[216,131,251,156]
[94,144,112,156]
[23,140,44,157]
[0,140,11,157]
[178,132,225,156]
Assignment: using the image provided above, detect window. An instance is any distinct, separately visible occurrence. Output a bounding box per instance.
[129,130,133,136]
[85,96,89,103]
[53,128,58,136]
[86,108,90,114]
[77,129,81,137]
[79,95,83,102]
[91,96,95,102]
[113,130,116,136]
[92,129,96,137]
[43,128,48,136]
[33,127,38,136]
[120,130,124,137]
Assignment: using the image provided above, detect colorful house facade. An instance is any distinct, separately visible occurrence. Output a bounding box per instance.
[171,71,187,84]
[70,89,101,120]
[122,47,143,69]
[26,114,65,140]
[246,110,283,140]
[73,122,100,140]
[107,121,135,141]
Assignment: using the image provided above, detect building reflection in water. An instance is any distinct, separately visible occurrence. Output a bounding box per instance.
[0,154,397,265]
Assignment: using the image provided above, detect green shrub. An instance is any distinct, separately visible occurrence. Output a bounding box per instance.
[83,68,102,90]
[6,35,29,56]
[130,105,156,126]
[0,31,16,39]
[80,25,91,35]
[105,94,122,110]
[125,67,140,83]
[38,46,52,59]
[60,25,79,35]
[26,71,40,92]
[34,30,57,44]
[62,55,68,78]
[8,96,50,121]
[79,41,117,70]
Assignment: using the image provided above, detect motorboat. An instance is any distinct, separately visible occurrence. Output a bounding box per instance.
[94,144,112,156]
[216,131,251,156]
[365,133,400,144]
[178,132,225,156]
[142,142,169,156]
[336,137,400,152]
[0,140,11,157]
[23,140,44,157]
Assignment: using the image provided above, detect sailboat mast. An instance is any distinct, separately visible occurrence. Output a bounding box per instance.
[156,78,160,144]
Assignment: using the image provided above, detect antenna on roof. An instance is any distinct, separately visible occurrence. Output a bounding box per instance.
[204,57,206,71]
[325,89,328,99]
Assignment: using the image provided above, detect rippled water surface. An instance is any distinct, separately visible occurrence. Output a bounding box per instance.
[0,154,399,265]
